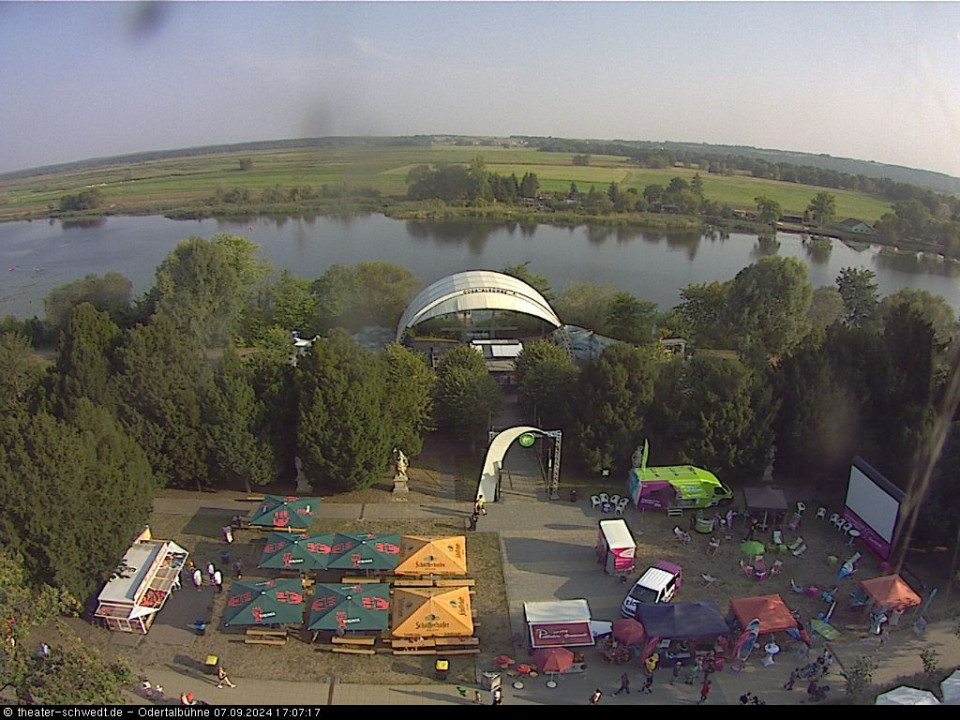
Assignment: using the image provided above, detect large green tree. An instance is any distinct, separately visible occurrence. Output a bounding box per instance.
[51,303,122,418]
[553,280,620,331]
[604,292,658,344]
[115,316,213,488]
[152,236,244,347]
[44,272,132,331]
[514,339,577,426]
[727,256,812,362]
[569,343,658,473]
[205,346,274,493]
[652,354,777,477]
[880,287,959,350]
[675,280,734,348]
[382,342,436,457]
[836,267,880,329]
[807,191,837,226]
[296,330,391,492]
[433,344,503,445]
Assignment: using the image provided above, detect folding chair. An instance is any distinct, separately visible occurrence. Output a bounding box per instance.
[739,560,755,577]
[707,536,721,556]
[787,513,802,532]
[770,560,783,576]
[792,542,808,557]
[787,536,805,553]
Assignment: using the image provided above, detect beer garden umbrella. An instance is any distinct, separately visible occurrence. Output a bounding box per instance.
[307,583,390,632]
[327,533,402,572]
[532,647,575,685]
[248,495,319,531]
[612,618,647,646]
[224,579,305,627]
[740,540,766,557]
[258,533,335,572]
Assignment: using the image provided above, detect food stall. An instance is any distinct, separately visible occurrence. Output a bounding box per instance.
[94,526,189,634]
[524,599,596,656]
[596,519,636,575]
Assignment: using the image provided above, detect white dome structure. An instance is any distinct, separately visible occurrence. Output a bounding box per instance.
[395,270,562,342]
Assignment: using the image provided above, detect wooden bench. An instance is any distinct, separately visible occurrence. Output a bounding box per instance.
[392,579,434,587]
[243,495,265,502]
[245,628,287,638]
[390,639,436,650]
[392,649,437,656]
[434,578,476,587]
[332,646,376,656]
[340,576,381,584]
[443,648,481,656]
[244,637,286,646]
[332,635,376,646]
[434,636,479,647]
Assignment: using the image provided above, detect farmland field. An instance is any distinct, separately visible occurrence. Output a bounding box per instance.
[0,142,892,222]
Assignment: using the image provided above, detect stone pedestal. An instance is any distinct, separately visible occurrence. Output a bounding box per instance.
[391,473,409,500]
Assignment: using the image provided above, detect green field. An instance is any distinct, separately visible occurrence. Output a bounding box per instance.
[0,143,892,222]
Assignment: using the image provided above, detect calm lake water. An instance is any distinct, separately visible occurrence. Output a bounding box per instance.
[1,213,959,319]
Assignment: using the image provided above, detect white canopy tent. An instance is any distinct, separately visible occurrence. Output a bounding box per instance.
[940,670,960,705]
[875,686,941,705]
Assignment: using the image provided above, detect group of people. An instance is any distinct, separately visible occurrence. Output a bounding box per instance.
[468,495,487,531]
[186,559,232,592]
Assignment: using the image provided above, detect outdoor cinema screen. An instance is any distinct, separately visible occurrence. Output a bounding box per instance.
[843,457,904,559]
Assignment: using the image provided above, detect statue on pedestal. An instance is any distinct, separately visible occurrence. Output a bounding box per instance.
[392,448,409,499]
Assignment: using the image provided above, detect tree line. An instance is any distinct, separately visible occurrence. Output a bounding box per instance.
[1,238,959,702]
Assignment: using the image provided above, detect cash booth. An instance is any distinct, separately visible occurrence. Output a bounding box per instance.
[596,519,636,575]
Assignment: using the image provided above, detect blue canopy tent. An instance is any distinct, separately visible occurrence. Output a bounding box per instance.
[634,600,731,640]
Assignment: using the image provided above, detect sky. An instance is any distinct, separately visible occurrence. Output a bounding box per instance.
[1,1,959,177]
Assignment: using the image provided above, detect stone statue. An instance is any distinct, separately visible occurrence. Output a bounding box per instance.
[393,448,408,478]
[294,455,313,493]
[391,448,409,499]
[761,444,776,484]
[631,445,644,469]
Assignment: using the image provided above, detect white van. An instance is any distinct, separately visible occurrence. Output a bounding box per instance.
[619,560,683,618]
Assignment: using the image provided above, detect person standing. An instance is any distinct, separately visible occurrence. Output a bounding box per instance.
[698,678,711,705]
[614,672,630,696]
[232,559,243,580]
[784,667,799,690]
[216,665,236,689]
[206,562,216,584]
[468,512,478,531]
[642,669,654,694]
[476,495,486,516]
[491,687,502,705]
[589,688,603,705]
[192,568,203,591]
[671,661,683,684]
[213,568,223,593]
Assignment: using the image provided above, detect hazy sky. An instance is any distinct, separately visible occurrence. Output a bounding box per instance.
[2,1,959,177]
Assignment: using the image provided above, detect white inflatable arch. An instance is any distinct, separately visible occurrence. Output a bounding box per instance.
[477,426,561,503]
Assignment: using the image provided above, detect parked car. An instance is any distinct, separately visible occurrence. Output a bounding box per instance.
[620,560,683,618]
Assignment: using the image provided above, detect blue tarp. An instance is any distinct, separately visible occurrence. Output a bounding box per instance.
[635,601,731,640]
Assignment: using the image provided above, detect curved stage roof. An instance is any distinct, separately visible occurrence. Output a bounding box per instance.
[395,270,562,342]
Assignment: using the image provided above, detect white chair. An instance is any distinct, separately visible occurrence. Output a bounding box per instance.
[609,493,621,506]
[614,498,629,516]
[590,495,601,510]
[816,507,827,520]
[832,515,846,530]
[598,492,610,505]
[796,502,806,516]
[828,513,840,526]
[840,521,853,535]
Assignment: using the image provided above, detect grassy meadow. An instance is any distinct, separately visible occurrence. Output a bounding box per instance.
[0,143,892,222]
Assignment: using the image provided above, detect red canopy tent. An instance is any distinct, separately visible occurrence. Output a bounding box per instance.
[859,575,922,611]
[729,594,798,634]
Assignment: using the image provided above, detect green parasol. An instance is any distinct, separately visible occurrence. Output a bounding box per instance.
[307,583,390,632]
[248,495,319,530]
[258,533,335,571]
[327,533,402,571]
[224,579,306,626]
[740,540,766,557]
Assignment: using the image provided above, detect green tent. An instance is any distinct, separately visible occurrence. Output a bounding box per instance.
[258,533,336,571]
[224,579,306,627]
[307,583,390,632]
[327,533,402,572]
[248,495,319,531]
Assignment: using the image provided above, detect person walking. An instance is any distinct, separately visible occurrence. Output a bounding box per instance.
[475,495,486,516]
[192,568,203,591]
[784,667,799,690]
[468,511,478,531]
[698,678,711,705]
[213,568,223,593]
[491,687,502,705]
[216,665,236,689]
[642,669,654,694]
[671,661,682,684]
[614,672,630,696]
[206,562,216,584]
[232,559,243,580]
[589,688,603,705]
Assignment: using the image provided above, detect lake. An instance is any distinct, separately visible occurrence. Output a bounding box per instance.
[1,214,959,320]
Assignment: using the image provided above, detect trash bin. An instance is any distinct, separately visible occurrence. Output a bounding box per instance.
[481,671,501,691]
[203,655,219,675]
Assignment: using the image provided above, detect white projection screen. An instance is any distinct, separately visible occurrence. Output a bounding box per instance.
[844,456,905,559]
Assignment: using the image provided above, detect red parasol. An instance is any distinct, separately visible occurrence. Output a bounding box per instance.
[494,654,515,669]
[532,647,575,674]
[612,618,646,646]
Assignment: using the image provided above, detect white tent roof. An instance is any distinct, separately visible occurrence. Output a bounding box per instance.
[524,599,591,624]
[875,686,941,705]
[396,270,562,341]
[941,670,960,705]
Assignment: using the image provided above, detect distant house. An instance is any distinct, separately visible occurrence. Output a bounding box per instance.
[778,214,805,225]
[836,218,876,235]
